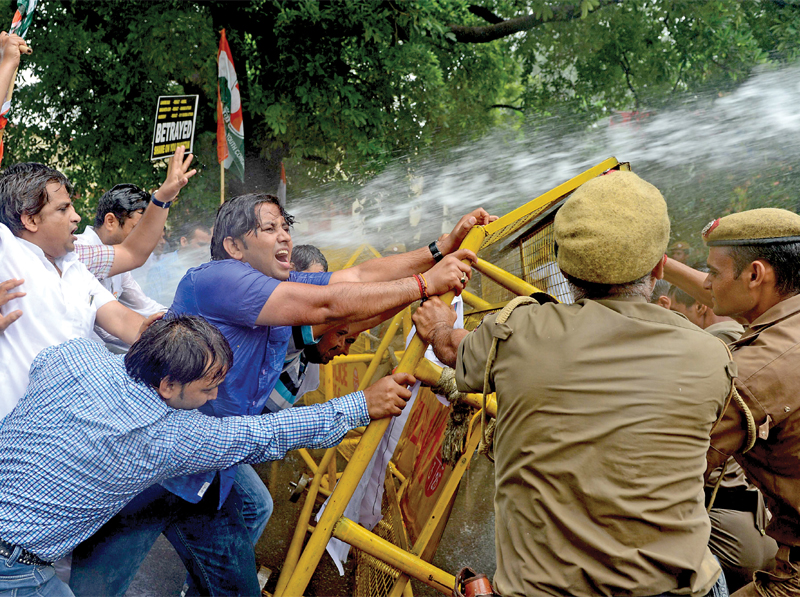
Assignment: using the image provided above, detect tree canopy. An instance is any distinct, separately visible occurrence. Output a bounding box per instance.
[1,0,797,226]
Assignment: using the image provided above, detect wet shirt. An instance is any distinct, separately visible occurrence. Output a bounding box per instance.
[162,259,331,505]
[0,339,368,561]
[0,223,115,418]
[707,293,800,548]
[456,297,732,597]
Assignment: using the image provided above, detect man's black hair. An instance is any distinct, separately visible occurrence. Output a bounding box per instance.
[125,314,233,391]
[667,284,698,307]
[292,244,328,272]
[211,193,295,261]
[94,184,150,228]
[0,162,73,235]
[178,221,212,242]
[726,242,800,297]
[650,279,670,303]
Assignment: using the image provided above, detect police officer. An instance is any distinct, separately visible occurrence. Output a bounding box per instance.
[664,207,800,596]
[414,171,732,596]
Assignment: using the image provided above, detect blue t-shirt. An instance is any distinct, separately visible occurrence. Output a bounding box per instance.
[160,259,331,505]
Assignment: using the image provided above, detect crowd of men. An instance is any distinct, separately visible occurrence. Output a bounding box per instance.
[1,26,800,599]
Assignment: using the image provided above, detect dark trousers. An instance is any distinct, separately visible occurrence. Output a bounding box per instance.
[68,479,260,597]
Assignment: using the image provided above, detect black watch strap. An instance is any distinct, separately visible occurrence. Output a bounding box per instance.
[428,240,444,262]
[150,193,173,209]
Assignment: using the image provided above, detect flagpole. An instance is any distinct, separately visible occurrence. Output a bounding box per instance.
[220,162,225,205]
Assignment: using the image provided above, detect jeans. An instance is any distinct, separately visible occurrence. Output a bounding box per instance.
[235,464,273,546]
[0,547,73,597]
[69,478,260,597]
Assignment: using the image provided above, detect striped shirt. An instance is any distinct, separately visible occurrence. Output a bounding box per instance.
[74,242,115,280]
[0,338,369,561]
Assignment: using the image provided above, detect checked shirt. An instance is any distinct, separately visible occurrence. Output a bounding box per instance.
[0,338,369,561]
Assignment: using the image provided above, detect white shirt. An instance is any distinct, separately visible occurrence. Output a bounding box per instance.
[76,227,165,352]
[0,223,115,417]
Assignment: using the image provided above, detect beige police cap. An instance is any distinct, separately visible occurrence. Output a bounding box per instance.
[554,171,670,284]
[670,240,691,252]
[702,208,800,246]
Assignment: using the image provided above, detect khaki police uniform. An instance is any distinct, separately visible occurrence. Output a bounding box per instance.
[455,296,732,596]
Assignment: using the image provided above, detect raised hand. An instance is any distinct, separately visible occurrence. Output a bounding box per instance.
[155,145,197,203]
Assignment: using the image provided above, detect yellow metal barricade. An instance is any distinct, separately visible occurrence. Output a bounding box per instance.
[276,158,628,596]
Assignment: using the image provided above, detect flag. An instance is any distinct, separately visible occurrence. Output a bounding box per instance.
[217,29,244,182]
[277,161,286,207]
[0,0,37,165]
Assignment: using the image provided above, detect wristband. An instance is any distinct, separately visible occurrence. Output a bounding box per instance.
[150,193,173,209]
[428,240,443,263]
[413,274,428,302]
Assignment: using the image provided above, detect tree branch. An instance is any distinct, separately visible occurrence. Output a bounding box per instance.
[488,104,524,112]
[468,5,505,24]
[619,51,641,108]
[449,0,622,44]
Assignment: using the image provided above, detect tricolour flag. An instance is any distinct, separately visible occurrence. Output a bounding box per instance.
[216,29,244,182]
[0,0,37,165]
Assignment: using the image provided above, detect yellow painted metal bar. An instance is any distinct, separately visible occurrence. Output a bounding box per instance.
[462,289,492,310]
[331,353,376,365]
[367,244,383,259]
[388,412,485,596]
[322,363,334,404]
[474,257,544,297]
[296,448,318,474]
[482,157,619,239]
[342,244,368,269]
[360,310,404,388]
[402,306,413,342]
[280,226,487,597]
[413,357,498,418]
[333,517,456,596]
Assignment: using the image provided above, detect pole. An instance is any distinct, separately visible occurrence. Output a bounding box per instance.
[220,162,225,205]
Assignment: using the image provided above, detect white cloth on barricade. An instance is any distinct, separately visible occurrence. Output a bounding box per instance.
[316,295,464,575]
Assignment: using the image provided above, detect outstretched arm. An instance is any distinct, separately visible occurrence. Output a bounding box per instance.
[0,31,25,102]
[329,208,495,284]
[106,147,196,276]
[663,257,713,307]
[257,250,476,327]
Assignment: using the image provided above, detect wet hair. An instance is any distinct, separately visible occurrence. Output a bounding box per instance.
[292,244,328,272]
[564,273,652,301]
[667,284,698,307]
[0,162,73,235]
[726,243,800,296]
[94,184,150,228]
[211,193,295,261]
[125,314,233,391]
[179,222,212,242]
[650,279,670,303]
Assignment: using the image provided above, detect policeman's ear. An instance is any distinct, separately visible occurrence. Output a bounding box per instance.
[748,260,772,288]
[695,303,708,317]
[222,236,245,260]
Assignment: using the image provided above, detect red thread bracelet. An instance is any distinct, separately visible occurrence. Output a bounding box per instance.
[413,274,426,301]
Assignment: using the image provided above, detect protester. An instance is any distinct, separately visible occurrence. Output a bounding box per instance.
[663,207,800,596]
[143,222,213,306]
[69,194,489,595]
[76,183,166,352]
[0,315,412,596]
[0,151,193,418]
[291,243,328,272]
[413,171,731,596]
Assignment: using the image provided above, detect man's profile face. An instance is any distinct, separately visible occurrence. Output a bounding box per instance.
[704,247,754,320]
[161,371,222,410]
[669,248,690,264]
[25,182,81,260]
[239,203,293,281]
[105,209,144,245]
[181,227,213,250]
[307,327,356,364]
[670,299,703,328]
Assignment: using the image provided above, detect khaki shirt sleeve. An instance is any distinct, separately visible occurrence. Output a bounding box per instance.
[705,379,748,480]
[455,313,498,393]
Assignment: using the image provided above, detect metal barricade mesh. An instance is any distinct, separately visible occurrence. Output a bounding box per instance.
[354,492,402,596]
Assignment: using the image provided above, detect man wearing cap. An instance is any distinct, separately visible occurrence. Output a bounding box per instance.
[669,240,693,264]
[413,170,732,596]
[664,207,800,596]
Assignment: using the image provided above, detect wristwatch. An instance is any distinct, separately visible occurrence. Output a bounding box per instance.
[428,240,443,262]
[150,193,173,209]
